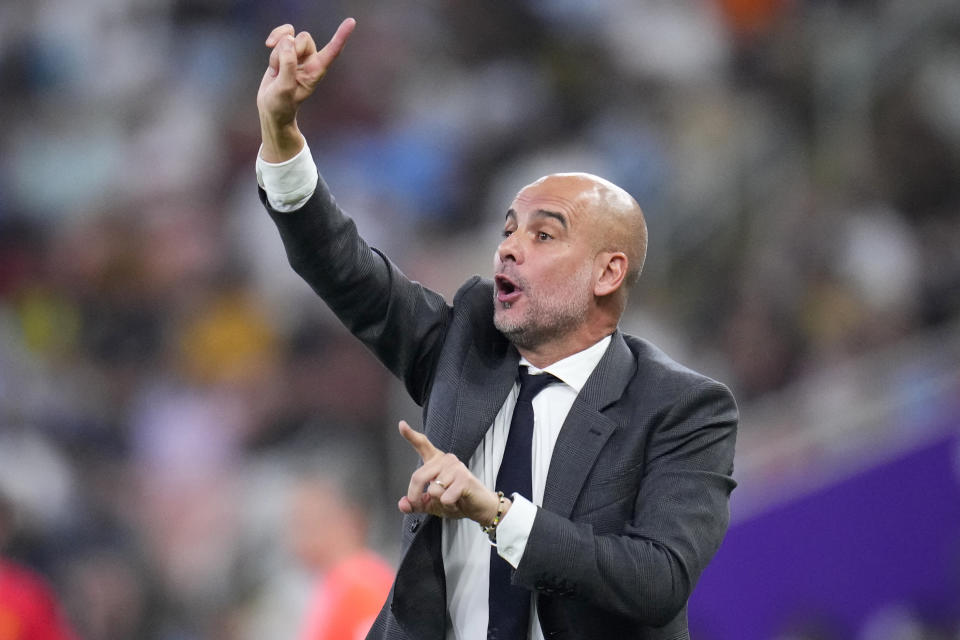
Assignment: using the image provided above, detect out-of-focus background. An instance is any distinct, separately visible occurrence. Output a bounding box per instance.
[1,0,958,638]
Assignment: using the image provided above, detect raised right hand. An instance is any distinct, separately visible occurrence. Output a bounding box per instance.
[397,421,504,526]
[257,19,356,162]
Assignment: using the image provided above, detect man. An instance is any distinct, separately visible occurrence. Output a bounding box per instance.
[288,465,394,640]
[256,18,737,640]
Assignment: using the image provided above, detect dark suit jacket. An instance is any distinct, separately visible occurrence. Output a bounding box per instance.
[261,178,738,640]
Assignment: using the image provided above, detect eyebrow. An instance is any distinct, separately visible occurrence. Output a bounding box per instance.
[505,208,568,229]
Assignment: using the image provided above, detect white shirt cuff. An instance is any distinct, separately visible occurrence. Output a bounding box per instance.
[255,142,319,212]
[495,493,537,568]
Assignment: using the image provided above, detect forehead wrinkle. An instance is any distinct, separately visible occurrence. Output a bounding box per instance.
[506,204,571,231]
[514,174,641,242]
[513,192,585,223]
[534,209,568,228]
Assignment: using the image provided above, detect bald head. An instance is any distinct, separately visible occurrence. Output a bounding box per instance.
[495,172,647,362]
[518,173,648,289]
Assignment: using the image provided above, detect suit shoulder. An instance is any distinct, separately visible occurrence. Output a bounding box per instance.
[621,333,733,397]
[618,334,739,440]
[452,276,493,306]
[447,277,513,360]
[451,276,497,326]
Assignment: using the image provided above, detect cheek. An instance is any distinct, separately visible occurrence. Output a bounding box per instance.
[558,261,595,296]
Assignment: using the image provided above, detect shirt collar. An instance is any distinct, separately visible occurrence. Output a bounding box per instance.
[519,334,612,394]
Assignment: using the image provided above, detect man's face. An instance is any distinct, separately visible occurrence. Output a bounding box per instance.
[492,177,599,350]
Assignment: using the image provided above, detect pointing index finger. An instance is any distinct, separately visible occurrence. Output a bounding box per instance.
[399,420,441,461]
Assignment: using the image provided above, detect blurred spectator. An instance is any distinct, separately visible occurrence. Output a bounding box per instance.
[287,463,393,640]
[60,551,148,640]
[0,493,77,640]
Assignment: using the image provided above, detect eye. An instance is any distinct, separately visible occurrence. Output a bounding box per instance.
[502,228,515,239]
[537,231,552,241]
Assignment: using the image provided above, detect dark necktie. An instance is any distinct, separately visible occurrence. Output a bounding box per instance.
[488,366,558,640]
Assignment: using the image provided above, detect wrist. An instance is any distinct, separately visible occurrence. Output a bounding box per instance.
[259,117,304,163]
[498,496,512,521]
[480,491,511,543]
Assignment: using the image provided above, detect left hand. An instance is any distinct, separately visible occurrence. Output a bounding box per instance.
[398,421,503,525]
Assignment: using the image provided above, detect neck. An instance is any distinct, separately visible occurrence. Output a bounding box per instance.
[516,326,614,369]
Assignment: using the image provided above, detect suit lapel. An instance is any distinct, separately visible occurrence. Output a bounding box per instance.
[542,331,635,517]
[448,343,519,462]
[392,330,517,636]
[391,517,446,638]
[392,329,633,634]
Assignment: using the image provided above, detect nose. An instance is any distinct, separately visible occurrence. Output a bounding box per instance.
[497,230,521,265]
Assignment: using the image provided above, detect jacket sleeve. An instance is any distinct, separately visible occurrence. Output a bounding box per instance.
[514,379,738,627]
[260,178,451,405]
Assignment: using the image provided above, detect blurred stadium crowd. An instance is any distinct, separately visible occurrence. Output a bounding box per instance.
[1,0,959,638]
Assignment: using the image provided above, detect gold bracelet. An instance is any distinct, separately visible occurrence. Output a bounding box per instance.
[480,491,506,542]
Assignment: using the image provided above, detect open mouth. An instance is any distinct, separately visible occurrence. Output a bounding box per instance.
[495,274,522,304]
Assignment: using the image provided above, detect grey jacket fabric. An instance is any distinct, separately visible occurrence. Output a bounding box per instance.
[261,178,738,640]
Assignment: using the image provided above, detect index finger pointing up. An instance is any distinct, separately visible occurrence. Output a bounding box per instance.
[399,420,441,461]
[314,17,356,69]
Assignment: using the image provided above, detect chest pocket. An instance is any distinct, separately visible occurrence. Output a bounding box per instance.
[572,457,644,529]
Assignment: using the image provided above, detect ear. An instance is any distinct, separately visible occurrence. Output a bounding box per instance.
[593,251,628,297]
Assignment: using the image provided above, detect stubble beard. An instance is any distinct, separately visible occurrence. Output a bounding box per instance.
[492,266,593,351]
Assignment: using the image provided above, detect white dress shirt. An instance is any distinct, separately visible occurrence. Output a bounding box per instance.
[442,338,610,640]
[257,147,612,640]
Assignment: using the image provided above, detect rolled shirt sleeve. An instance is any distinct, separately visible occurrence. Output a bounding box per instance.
[255,142,319,212]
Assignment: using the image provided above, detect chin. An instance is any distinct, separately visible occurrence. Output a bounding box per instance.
[494,314,538,350]
[493,310,514,334]
[494,310,521,336]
